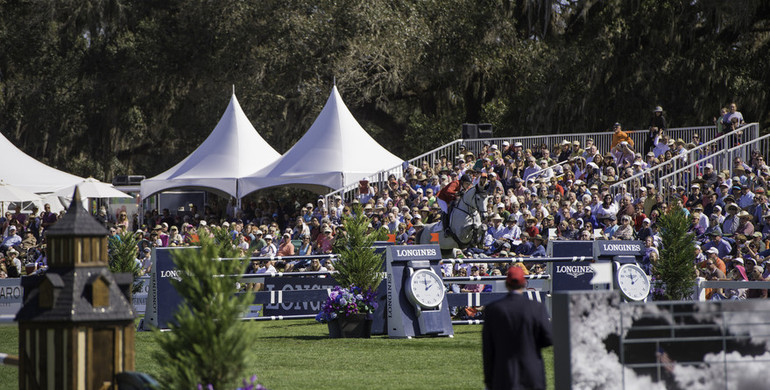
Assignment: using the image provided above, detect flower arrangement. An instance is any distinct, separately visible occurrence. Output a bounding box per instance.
[315,285,378,323]
[649,275,666,301]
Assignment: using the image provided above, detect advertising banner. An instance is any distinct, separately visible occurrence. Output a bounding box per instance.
[551,241,595,291]
[0,278,22,322]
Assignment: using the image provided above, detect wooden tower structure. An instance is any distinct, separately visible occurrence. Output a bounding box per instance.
[15,188,135,389]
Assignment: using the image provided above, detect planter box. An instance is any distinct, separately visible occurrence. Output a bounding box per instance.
[327,313,373,338]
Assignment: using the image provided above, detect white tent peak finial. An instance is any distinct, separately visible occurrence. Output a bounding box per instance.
[333,76,336,86]
[232,84,235,96]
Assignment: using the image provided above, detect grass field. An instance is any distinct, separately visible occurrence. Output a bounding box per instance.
[0,320,554,389]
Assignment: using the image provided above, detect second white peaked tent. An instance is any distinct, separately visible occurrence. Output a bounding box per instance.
[140,93,280,200]
[239,86,402,196]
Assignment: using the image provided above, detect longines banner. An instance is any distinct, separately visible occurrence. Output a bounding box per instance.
[260,277,338,316]
[593,240,644,257]
[551,241,595,291]
[146,247,342,329]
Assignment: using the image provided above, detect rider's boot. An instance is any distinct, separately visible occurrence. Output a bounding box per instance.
[442,212,451,236]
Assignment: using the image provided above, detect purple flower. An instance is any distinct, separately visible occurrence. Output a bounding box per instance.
[315,285,378,323]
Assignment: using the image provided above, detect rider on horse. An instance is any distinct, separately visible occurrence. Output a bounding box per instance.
[437,172,489,237]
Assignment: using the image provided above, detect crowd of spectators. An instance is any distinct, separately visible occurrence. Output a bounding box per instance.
[3,103,763,301]
[0,203,58,278]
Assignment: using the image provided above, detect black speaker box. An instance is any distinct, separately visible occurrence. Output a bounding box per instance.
[477,123,493,138]
[461,123,478,139]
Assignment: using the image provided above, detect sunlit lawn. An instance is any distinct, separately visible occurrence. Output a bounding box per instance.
[1,320,553,389]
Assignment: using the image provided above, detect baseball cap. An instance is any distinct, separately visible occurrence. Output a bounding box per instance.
[506,266,526,289]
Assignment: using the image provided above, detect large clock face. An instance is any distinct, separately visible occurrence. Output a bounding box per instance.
[408,269,445,308]
[617,264,651,301]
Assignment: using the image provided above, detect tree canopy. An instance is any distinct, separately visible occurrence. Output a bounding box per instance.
[1,0,768,180]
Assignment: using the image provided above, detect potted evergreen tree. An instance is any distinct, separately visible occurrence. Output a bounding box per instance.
[316,204,387,338]
[107,231,144,295]
[653,206,698,300]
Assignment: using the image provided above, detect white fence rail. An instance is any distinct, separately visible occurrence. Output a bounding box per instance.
[695,279,770,301]
[658,130,770,194]
[610,123,758,199]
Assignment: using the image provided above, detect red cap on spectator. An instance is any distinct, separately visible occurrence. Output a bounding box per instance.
[506,267,526,290]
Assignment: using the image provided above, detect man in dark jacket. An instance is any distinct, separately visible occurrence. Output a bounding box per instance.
[483,267,552,390]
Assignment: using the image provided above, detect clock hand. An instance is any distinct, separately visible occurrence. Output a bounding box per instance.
[425,282,432,291]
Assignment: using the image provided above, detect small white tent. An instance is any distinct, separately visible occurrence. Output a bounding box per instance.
[238,86,403,196]
[140,93,281,200]
[0,132,84,193]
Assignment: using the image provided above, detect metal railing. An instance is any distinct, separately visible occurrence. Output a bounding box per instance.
[609,124,756,199]
[695,279,770,300]
[658,152,728,195]
[656,125,768,195]
[324,125,718,204]
[723,128,770,170]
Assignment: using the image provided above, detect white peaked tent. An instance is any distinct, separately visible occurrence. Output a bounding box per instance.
[238,86,403,196]
[140,93,280,200]
[0,132,84,193]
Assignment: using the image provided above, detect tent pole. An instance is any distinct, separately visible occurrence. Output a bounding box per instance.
[236,181,241,217]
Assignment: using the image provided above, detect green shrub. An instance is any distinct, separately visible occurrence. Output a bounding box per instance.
[153,227,256,389]
[107,231,143,294]
[654,206,698,300]
[332,205,387,291]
